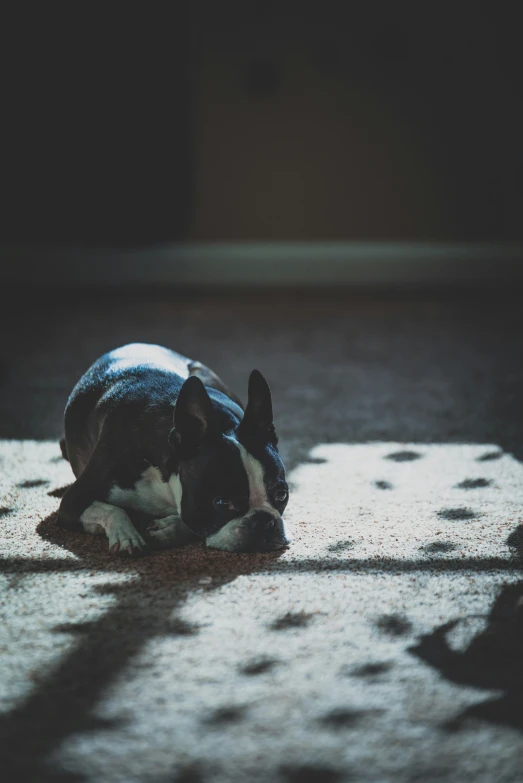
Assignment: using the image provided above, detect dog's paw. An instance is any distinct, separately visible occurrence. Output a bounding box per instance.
[148,515,197,549]
[107,524,147,557]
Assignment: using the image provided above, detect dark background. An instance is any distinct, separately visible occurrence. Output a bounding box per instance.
[2,3,523,247]
[1,2,523,460]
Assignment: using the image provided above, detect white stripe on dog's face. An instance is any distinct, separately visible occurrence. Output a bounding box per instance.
[236,441,269,509]
[225,436,272,511]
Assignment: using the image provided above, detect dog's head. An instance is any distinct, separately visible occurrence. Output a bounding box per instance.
[169,370,289,552]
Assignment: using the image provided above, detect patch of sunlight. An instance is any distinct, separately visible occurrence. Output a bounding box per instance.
[281,442,523,564]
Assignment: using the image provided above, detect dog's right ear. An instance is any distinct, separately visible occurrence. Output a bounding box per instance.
[237,369,278,446]
[169,376,215,455]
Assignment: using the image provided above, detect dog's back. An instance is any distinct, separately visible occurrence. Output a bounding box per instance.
[63,344,243,478]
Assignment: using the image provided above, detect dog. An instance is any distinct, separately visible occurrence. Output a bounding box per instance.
[57,343,290,555]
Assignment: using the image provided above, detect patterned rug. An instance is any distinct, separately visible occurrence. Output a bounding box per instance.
[1,438,523,782]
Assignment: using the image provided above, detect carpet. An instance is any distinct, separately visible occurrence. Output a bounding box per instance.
[1,437,523,782]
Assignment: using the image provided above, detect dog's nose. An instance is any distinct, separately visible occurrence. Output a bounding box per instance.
[245,510,276,532]
[242,509,288,551]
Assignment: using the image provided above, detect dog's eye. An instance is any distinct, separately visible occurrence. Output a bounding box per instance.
[213,497,236,513]
[274,488,288,503]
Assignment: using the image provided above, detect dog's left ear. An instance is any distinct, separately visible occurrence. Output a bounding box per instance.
[238,369,278,446]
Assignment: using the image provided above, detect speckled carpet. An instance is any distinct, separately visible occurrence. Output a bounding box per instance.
[1,289,523,782]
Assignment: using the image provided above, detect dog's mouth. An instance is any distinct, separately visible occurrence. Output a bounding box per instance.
[204,510,291,553]
[233,536,290,554]
[206,535,290,554]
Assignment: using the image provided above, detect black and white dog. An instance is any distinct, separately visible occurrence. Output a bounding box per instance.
[58,344,290,555]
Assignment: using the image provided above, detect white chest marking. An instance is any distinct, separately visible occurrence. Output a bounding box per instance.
[108,466,182,518]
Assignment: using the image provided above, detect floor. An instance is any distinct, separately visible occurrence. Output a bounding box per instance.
[1,287,523,782]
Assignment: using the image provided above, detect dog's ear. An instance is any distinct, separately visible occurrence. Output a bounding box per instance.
[169,376,215,454]
[238,370,278,446]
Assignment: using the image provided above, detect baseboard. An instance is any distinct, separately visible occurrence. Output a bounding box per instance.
[1,242,523,286]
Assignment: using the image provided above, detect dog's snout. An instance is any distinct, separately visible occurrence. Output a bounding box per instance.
[238,509,289,551]
[245,510,276,531]
[206,507,290,552]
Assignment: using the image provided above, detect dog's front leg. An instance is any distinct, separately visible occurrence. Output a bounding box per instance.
[147,515,198,549]
[57,440,146,556]
[81,501,147,556]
